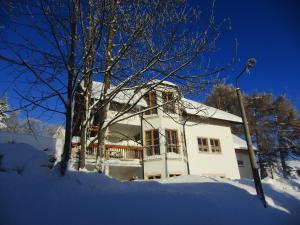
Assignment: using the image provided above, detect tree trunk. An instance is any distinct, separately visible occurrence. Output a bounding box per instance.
[60,0,78,175]
[60,102,73,175]
[79,123,87,169]
[254,130,267,179]
[278,138,288,178]
[95,0,117,169]
[79,82,91,169]
[78,0,98,169]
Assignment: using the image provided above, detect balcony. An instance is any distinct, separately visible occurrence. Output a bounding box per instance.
[104,144,143,160]
[71,142,143,160]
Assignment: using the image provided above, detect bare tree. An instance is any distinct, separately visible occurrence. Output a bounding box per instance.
[0,0,233,174]
[0,0,84,175]
[83,0,234,168]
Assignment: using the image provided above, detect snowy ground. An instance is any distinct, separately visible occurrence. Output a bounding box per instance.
[0,143,300,225]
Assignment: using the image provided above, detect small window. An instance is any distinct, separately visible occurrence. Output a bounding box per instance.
[210,139,221,153]
[237,160,244,166]
[197,138,209,153]
[148,175,161,179]
[145,91,157,115]
[145,129,160,156]
[162,92,176,113]
[165,129,179,153]
[169,174,181,177]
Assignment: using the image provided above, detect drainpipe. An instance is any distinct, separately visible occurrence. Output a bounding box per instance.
[164,143,168,178]
[183,123,190,175]
[140,112,145,179]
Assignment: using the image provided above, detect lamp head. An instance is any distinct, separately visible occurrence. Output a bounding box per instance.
[246,58,256,69]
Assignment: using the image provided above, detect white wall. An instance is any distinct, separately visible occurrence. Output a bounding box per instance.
[142,95,188,179]
[144,157,164,178]
[109,166,143,180]
[185,119,241,179]
[107,111,141,126]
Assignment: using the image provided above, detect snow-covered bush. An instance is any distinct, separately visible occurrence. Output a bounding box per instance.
[0,96,9,129]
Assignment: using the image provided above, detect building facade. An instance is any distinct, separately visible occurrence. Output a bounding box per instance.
[71,80,252,180]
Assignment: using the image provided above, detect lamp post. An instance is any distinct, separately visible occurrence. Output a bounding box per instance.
[235,58,267,208]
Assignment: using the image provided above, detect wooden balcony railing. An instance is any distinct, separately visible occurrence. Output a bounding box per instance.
[72,142,143,160]
[105,144,143,160]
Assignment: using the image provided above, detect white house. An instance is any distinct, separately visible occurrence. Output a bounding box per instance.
[71,80,253,180]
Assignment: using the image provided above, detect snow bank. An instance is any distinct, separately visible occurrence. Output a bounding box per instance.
[0,121,6,128]
[0,143,300,225]
[0,131,63,154]
[0,143,49,175]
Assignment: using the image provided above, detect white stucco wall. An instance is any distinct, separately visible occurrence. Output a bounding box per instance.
[185,119,241,179]
[144,155,188,179]
[109,166,143,180]
[144,157,164,178]
[142,91,188,179]
[107,111,141,126]
[166,156,188,176]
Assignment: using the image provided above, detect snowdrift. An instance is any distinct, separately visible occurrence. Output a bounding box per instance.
[0,143,299,225]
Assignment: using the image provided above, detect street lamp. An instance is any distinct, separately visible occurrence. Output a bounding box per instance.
[235,58,267,208]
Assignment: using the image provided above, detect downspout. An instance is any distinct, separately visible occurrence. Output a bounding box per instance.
[183,122,190,175]
[140,112,145,179]
[164,142,168,178]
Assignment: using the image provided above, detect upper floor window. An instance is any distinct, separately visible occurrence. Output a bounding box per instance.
[165,129,179,153]
[210,139,221,153]
[162,92,175,114]
[145,129,160,155]
[197,137,209,153]
[145,91,157,115]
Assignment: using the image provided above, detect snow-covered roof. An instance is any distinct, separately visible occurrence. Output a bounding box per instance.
[149,79,178,87]
[232,134,257,151]
[182,98,243,123]
[81,81,147,107]
[83,80,243,123]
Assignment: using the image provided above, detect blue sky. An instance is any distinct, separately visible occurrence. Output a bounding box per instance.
[209,0,300,107]
[0,0,299,125]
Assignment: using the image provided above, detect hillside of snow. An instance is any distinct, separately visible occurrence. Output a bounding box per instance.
[0,143,300,225]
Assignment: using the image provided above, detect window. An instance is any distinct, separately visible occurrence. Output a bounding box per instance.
[197,138,209,153]
[169,174,181,177]
[237,160,244,166]
[145,129,160,155]
[148,175,161,180]
[145,92,157,115]
[165,129,179,153]
[210,139,221,153]
[162,92,175,113]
